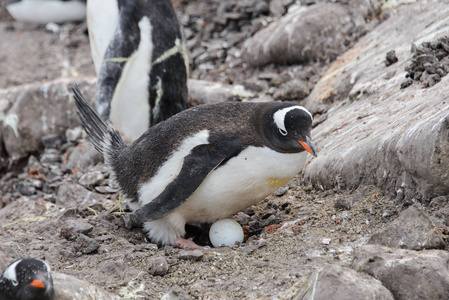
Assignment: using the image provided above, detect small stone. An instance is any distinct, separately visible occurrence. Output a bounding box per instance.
[41,134,62,149]
[134,243,158,252]
[261,214,277,227]
[76,234,100,254]
[40,149,61,164]
[244,207,256,216]
[382,209,397,221]
[253,1,269,16]
[322,237,332,245]
[161,285,190,300]
[17,182,36,196]
[78,171,105,188]
[262,208,277,219]
[64,218,94,235]
[148,256,169,276]
[179,249,204,261]
[65,127,83,142]
[280,200,291,210]
[95,186,119,194]
[275,186,288,197]
[253,260,269,268]
[385,50,398,66]
[334,197,353,210]
[31,179,43,190]
[400,78,413,89]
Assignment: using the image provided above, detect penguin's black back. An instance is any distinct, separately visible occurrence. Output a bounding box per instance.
[113,101,294,202]
[146,0,188,124]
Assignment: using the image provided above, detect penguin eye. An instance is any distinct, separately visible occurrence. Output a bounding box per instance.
[279,128,288,136]
[12,280,18,286]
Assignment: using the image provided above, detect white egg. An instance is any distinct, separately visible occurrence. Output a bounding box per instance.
[209,219,244,247]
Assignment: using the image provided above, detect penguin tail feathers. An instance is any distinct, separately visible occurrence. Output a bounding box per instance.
[72,85,125,164]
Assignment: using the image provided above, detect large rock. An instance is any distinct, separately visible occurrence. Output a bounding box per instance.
[369,204,445,250]
[188,79,255,105]
[291,264,393,300]
[53,272,119,300]
[0,78,96,161]
[352,244,449,300]
[303,1,449,201]
[241,1,380,67]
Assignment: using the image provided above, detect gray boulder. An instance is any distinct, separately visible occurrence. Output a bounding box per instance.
[292,264,393,300]
[369,204,445,250]
[0,78,96,162]
[353,244,449,300]
[242,1,380,67]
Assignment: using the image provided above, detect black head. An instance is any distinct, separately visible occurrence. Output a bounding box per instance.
[0,258,55,300]
[262,103,317,155]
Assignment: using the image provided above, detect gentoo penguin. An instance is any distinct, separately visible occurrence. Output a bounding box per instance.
[5,0,86,24]
[0,258,55,300]
[87,0,189,142]
[73,86,317,248]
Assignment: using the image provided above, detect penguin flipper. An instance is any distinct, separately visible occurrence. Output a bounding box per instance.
[132,144,240,223]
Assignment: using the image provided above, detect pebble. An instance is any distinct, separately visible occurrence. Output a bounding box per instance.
[64,218,94,235]
[95,186,119,194]
[134,243,158,252]
[275,186,288,197]
[161,285,190,300]
[77,234,100,254]
[179,249,204,261]
[384,50,398,66]
[17,181,36,196]
[65,127,83,142]
[253,260,269,268]
[40,149,61,164]
[41,134,62,149]
[334,197,353,210]
[261,214,277,227]
[78,171,105,187]
[382,209,397,221]
[244,207,256,216]
[262,208,277,219]
[148,256,169,276]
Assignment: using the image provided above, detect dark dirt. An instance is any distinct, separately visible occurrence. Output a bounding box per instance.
[1,1,447,299]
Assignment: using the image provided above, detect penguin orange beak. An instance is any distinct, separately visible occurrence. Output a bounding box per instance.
[30,279,45,289]
[298,136,317,157]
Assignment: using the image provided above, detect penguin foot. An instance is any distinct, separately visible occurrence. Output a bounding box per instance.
[175,237,202,249]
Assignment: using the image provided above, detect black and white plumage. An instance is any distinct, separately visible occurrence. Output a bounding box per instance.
[87,0,189,142]
[6,0,86,24]
[73,86,316,248]
[0,258,55,300]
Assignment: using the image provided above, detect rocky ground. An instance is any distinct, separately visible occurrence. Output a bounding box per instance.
[1,0,449,299]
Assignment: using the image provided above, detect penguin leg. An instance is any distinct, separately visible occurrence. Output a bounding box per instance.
[175,237,202,249]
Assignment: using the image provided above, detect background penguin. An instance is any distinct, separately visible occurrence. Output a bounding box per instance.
[87,0,189,142]
[73,86,316,248]
[5,0,86,24]
[0,258,55,300]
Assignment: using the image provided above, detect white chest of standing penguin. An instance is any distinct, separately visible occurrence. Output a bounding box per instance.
[73,86,316,248]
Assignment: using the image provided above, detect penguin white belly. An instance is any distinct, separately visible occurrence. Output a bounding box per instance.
[86,0,119,75]
[7,0,86,24]
[109,16,153,142]
[176,146,308,223]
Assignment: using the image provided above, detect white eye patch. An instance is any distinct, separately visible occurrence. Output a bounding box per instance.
[273,106,312,134]
[3,260,20,283]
